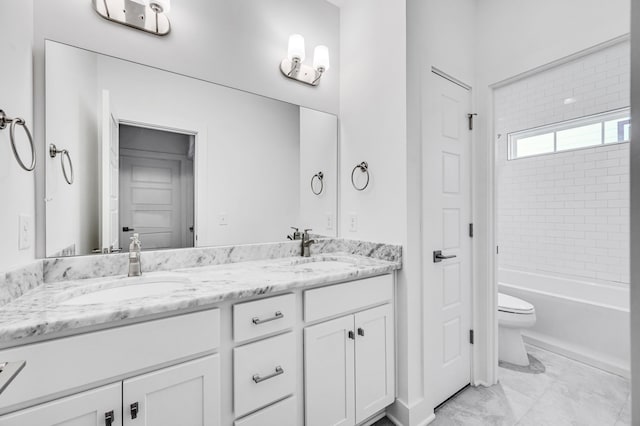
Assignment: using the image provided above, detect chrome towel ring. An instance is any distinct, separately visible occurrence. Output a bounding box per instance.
[311,171,324,195]
[0,109,36,172]
[49,143,74,185]
[351,161,369,191]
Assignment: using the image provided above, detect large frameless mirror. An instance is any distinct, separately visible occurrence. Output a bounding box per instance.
[45,40,338,257]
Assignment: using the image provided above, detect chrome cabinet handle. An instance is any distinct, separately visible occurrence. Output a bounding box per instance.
[105,411,114,426]
[433,250,457,263]
[252,311,284,325]
[252,366,284,383]
[0,360,26,395]
[130,402,139,419]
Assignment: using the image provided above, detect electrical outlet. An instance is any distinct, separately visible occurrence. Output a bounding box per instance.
[349,213,358,232]
[325,213,333,230]
[218,213,228,226]
[18,215,32,250]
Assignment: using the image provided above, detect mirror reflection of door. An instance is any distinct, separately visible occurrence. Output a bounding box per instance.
[118,124,195,252]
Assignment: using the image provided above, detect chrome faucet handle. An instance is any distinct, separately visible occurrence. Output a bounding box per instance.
[289,226,302,240]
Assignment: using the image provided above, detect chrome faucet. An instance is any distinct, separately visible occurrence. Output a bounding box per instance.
[302,229,316,257]
[128,233,142,277]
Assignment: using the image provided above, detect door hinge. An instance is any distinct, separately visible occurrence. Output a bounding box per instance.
[469,223,473,238]
[468,113,478,130]
[496,245,499,254]
[469,329,474,345]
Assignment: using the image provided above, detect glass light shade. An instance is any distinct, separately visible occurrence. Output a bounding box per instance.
[287,34,306,62]
[313,45,330,71]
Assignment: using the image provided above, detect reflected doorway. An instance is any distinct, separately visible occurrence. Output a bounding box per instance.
[118,124,195,252]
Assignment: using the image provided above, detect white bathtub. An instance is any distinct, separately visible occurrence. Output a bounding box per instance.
[499,268,630,378]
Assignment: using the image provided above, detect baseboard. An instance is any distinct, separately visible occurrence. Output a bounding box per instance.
[523,333,630,378]
[385,412,403,426]
[386,411,435,426]
[386,398,435,426]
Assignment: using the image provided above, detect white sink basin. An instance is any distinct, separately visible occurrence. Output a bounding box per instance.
[60,275,191,306]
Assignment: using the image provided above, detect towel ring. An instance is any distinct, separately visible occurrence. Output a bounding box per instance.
[49,144,74,185]
[351,161,369,191]
[0,109,36,172]
[311,171,324,195]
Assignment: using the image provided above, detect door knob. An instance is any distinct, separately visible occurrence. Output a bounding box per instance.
[123,226,135,232]
[433,250,457,263]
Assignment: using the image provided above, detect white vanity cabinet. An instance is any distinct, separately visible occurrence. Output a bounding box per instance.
[0,355,220,426]
[0,269,397,426]
[304,275,395,426]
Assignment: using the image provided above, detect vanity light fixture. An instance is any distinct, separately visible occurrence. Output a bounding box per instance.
[280,34,330,87]
[93,0,171,36]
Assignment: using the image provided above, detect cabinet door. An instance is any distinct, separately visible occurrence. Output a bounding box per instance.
[304,316,355,426]
[0,383,121,426]
[122,354,220,426]
[354,304,395,424]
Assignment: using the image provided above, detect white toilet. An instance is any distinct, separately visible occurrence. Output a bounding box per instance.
[498,293,536,366]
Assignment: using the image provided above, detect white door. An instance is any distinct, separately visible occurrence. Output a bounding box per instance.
[0,383,122,426]
[99,89,120,253]
[122,354,220,426]
[304,316,355,426]
[119,155,184,250]
[354,304,394,424]
[423,71,473,406]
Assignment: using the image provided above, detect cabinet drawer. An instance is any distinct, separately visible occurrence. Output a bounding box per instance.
[233,294,295,343]
[304,274,393,322]
[233,332,295,418]
[234,396,296,426]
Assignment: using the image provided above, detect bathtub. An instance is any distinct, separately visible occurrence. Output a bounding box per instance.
[499,268,630,378]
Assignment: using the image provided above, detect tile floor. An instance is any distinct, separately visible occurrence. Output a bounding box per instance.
[374,345,630,425]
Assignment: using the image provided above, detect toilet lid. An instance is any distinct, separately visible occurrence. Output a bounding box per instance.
[498,293,534,314]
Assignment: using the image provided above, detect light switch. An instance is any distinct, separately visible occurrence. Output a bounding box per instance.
[218,213,228,226]
[18,215,32,250]
[349,213,358,232]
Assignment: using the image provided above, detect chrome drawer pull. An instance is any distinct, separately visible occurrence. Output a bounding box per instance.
[252,366,284,383]
[252,311,284,325]
[0,360,26,395]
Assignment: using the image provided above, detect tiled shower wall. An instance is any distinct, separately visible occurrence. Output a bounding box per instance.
[495,40,630,285]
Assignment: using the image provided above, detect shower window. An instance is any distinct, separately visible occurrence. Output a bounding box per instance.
[508,108,630,160]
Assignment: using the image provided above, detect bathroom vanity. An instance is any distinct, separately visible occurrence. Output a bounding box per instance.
[0,241,400,426]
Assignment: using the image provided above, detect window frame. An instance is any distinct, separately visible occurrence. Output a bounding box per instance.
[507,107,630,160]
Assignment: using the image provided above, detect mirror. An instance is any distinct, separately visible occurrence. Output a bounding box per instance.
[45,41,338,258]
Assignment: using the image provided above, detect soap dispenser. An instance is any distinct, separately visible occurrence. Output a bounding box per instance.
[128,233,142,277]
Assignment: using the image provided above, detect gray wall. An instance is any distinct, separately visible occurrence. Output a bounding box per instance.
[0,1,35,270]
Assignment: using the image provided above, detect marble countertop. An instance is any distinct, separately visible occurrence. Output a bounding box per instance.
[0,253,400,347]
